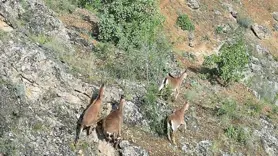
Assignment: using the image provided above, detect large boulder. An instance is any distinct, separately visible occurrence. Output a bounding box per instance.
[244,44,278,105]
[251,23,271,39]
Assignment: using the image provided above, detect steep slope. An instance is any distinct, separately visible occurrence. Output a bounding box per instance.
[0,0,278,156]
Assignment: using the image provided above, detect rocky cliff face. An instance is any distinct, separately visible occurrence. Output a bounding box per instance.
[0,0,147,155]
[1,0,278,156]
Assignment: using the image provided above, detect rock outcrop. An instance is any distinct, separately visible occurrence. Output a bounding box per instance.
[187,0,200,9]
[244,44,278,105]
[0,0,147,155]
[251,23,271,39]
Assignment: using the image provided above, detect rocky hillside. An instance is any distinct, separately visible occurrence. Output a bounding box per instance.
[0,0,278,156]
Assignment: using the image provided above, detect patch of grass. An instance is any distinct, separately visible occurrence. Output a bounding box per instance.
[94,35,171,82]
[43,0,77,13]
[0,30,8,39]
[79,141,90,150]
[211,140,221,154]
[142,83,169,135]
[225,125,250,144]
[176,14,195,31]
[245,100,262,117]
[30,34,51,45]
[202,35,210,41]
[184,89,198,103]
[32,122,44,131]
[215,26,224,34]
[217,100,238,119]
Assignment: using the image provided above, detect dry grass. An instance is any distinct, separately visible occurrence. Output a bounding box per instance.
[159,0,278,63]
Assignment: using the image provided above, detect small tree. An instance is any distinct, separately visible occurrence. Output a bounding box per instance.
[203,39,249,85]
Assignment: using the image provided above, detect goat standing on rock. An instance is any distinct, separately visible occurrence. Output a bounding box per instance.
[159,70,188,101]
[102,95,126,148]
[74,84,105,146]
[167,102,190,145]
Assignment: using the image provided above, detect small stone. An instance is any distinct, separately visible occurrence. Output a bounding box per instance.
[273,12,278,21]
[273,23,278,31]
[187,0,200,9]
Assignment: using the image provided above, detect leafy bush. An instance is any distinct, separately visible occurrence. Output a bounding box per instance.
[90,0,172,82]
[203,38,249,84]
[176,14,195,31]
[90,0,163,50]
[225,125,250,144]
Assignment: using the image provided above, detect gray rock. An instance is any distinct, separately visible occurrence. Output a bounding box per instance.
[244,44,278,104]
[251,23,271,39]
[187,0,200,9]
[119,140,149,156]
[195,140,213,156]
[253,118,278,155]
[124,101,148,126]
[0,0,73,53]
[0,15,13,32]
[273,12,278,21]
[274,23,278,31]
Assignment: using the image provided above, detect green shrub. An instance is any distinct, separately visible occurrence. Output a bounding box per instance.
[203,38,249,85]
[217,100,238,120]
[225,125,250,144]
[91,0,163,50]
[176,14,195,31]
[85,0,171,82]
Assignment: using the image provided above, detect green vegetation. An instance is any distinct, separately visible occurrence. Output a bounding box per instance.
[217,100,237,118]
[237,16,252,28]
[215,26,224,34]
[142,83,168,135]
[84,0,171,82]
[245,100,263,117]
[176,14,195,31]
[203,38,249,85]
[32,122,44,131]
[225,125,250,144]
[43,0,78,13]
[0,30,8,39]
[91,0,163,50]
[30,34,51,45]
